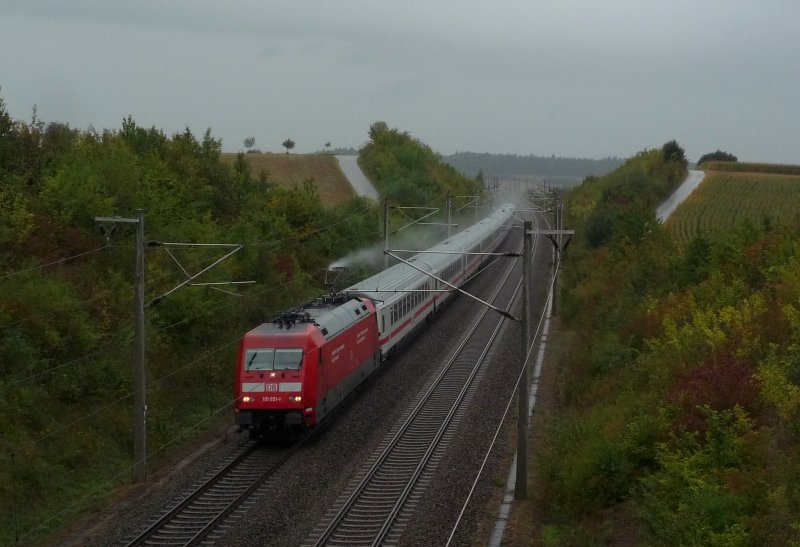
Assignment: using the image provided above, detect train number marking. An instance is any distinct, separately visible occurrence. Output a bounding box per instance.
[265,383,278,391]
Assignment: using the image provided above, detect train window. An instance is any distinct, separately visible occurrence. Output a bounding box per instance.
[274,348,303,370]
[244,348,274,371]
[244,347,303,371]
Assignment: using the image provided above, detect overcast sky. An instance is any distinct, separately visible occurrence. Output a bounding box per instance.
[1,1,798,163]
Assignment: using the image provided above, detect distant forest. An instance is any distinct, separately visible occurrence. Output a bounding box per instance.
[442,152,624,184]
[320,147,624,186]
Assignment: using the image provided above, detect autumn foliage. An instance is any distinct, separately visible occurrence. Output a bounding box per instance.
[536,146,800,544]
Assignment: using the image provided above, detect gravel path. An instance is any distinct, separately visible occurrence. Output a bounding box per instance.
[656,169,705,222]
[335,155,380,201]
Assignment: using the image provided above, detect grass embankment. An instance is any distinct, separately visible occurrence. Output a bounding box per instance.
[220,152,356,205]
[668,171,800,246]
[530,150,800,544]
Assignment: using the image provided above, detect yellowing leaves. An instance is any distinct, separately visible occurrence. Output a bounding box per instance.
[662,295,766,365]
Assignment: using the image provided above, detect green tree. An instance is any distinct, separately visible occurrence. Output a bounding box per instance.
[698,150,738,164]
[282,138,295,154]
[662,139,687,166]
[243,136,255,151]
[368,121,389,142]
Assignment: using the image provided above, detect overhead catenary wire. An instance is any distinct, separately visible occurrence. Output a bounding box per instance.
[446,256,560,547]
[16,396,239,544]
[33,390,135,445]
[27,336,238,447]
[243,200,375,248]
[16,329,235,447]
[0,271,319,393]
[0,245,109,281]
[0,199,371,286]
[12,201,512,541]
[0,328,133,390]
[8,203,480,444]
[22,277,313,448]
[4,203,497,406]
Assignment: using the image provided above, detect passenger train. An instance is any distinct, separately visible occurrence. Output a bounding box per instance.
[234,202,515,436]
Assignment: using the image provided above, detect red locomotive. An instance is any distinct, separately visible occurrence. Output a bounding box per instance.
[234,203,514,436]
[234,295,381,435]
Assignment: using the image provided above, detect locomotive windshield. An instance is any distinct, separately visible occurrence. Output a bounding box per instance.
[244,348,303,371]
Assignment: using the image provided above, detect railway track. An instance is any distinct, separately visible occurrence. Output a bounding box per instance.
[124,440,295,546]
[305,219,536,547]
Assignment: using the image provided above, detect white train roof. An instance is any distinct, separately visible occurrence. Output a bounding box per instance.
[343,202,515,302]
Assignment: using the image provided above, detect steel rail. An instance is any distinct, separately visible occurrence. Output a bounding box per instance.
[125,440,295,546]
[309,222,532,546]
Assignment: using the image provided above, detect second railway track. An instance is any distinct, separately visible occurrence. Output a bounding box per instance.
[305,219,536,547]
[125,440,296,546]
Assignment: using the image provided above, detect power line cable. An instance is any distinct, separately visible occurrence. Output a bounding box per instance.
[151,276,301,334]
[0,194,372,283]
[33,390,134,445]
[17,396,241,544]
[0,245,109,281]
[446,258,558,546]
[0,300,117,333]
[244,201,374,248]
[0,271,317,391]
[28,326,243,448]
[0,327,133,391]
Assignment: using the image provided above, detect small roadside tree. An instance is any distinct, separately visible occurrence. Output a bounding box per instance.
[282,138,295,154]
[662,139,686,165]
[243,136,255,151]
[324,141,331,153]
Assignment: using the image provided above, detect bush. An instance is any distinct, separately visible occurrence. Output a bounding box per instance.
[698,150,738,164]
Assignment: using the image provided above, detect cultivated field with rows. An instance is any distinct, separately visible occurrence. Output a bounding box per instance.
[666,168,800,246]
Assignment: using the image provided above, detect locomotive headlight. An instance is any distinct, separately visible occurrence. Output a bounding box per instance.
[290,395,302,402]
[242,396,253,403]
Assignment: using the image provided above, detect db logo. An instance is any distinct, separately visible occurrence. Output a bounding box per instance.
[265,383,278,391]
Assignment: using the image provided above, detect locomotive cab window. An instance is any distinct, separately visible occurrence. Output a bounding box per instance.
[244,348,303,371]
[274,348,303,370]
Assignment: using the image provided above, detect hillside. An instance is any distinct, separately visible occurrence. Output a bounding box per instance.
[529,145,800,544]
[0,102,494,545]
[220,152,356,205]
[0,104,384,544]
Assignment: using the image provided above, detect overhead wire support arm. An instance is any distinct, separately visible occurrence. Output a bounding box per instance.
[147,242,253,306]
[390,207,441,235]
[384,250,519,322]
